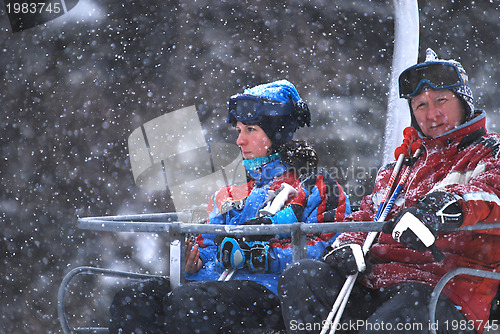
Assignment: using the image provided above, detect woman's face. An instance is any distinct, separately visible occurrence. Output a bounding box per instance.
[235,121,272,159]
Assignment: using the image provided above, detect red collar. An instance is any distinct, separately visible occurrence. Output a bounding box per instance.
[421,111,486,150]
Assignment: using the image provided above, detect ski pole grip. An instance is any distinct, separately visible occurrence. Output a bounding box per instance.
[394,127,420,160]
[403,127,418,141]
[411,140,422,154]
[394,145,408,159]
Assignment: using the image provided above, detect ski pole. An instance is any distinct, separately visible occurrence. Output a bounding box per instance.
[327,147,422,334]
[373,153,406,221]
[320,153,407,334]
[218,268,237,281]
[320,153,406,334]
[328,145,423,334]
[374,127,418,222]
[320,158,406,334]
[321,130,421,334]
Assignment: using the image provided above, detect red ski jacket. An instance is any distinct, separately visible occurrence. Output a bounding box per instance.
[339,111,500,333]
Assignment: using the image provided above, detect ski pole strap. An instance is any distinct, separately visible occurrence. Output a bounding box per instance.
[392,212,435,247]
[403,142,422,166]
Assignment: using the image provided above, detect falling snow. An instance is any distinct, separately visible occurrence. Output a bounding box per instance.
[1,0,499,332]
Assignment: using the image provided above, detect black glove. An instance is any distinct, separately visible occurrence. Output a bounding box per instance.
[216,237,273,272]
[241,217,274,241]
[242,217,272,225]
[382,191,463,261]
[246,241,272,272]
[322,243,367,277]
[216,237,250,269]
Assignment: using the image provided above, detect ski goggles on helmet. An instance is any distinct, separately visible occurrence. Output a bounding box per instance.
[399,61,466,99]
[227,94,294,124]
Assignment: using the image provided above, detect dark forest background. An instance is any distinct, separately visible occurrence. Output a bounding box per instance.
[0,0,499,332]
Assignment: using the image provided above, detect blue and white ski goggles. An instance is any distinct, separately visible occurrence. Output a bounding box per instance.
[227,94,294,124]
[399,61,467,99]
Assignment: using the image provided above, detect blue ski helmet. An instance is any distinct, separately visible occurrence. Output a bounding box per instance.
[227,80,311,145]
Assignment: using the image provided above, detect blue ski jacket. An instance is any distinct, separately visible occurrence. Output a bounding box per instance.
[186,156,351,294]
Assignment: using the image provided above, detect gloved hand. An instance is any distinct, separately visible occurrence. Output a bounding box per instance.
[241,217,274,242]
[322,243,367,277]
[382,191,463,261]
[243,217,272,225]
[246,241,272,272]
[216,237,250,269]
[216,237,273,272]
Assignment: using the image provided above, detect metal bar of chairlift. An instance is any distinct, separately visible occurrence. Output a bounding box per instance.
[169,222,185,288]
[429,267,500,334]
[292,222,307,262]
[58,266,164,334]
[66,214,500,334]
[76,216,500,292]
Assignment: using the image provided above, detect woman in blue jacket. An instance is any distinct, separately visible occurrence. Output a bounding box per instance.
[110,80,350,333]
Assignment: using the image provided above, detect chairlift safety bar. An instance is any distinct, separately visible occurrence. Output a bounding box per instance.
[76,214,500,288]
[60,213,500,334]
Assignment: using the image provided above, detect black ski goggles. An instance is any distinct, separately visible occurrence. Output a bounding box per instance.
[227,94,294,124]
[398,61,466,99]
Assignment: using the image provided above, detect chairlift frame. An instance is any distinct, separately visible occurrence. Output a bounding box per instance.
[58,213,500,334]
